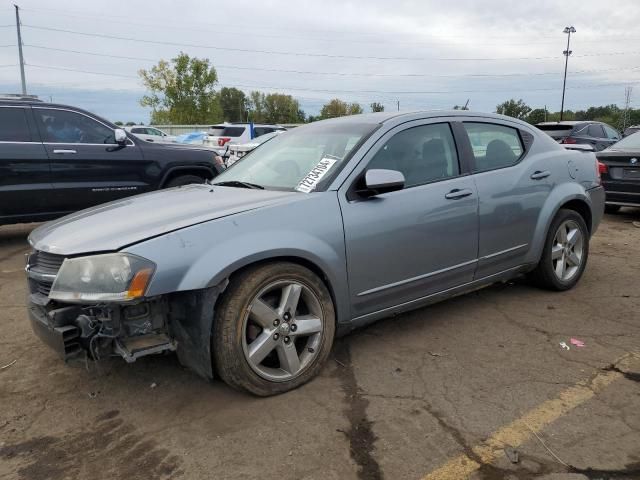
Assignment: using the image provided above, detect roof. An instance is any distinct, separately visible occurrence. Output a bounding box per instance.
[536,121,594,126]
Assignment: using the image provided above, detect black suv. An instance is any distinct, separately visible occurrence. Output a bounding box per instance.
[536,121,621,151]
[0,97,222,226]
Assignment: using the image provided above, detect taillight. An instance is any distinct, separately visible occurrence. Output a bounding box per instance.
[562,137,577,144]
[597,160,608,175]
[218,137,231,146]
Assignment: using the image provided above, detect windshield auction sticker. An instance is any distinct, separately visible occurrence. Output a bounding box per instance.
[295,157,339,193]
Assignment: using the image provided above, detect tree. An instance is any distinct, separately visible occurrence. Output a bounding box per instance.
[320,99,363,119]
[370,102,384,112]
[139,52,222,124]
[219,87,247,122]
[496,99,532,120]
[526,108,547,125]
[114,121,123,126]
[453,104,469,110]
[247,91,304,123]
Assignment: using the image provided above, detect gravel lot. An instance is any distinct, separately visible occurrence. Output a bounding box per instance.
[1,211,639,480]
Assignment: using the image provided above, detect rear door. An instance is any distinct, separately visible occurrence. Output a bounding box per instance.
[0,105,52,221]
[460,119,553,278]
[33,107,153,213]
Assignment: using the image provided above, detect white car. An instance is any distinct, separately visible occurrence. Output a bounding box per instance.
[225,131,282,166]
[125,126,177,143]
[205,123,286,155]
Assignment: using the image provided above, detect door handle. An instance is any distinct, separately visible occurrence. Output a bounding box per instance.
[445,188,473,200]
[52,149,77,154]
[530,170,551,180]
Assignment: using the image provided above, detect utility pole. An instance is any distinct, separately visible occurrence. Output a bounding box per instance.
[396,99,400,111]
[622,86,632,131]
[14,5,27,95]
[560,26,575,121]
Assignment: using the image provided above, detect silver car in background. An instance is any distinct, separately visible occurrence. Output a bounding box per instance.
[26,111,604,396]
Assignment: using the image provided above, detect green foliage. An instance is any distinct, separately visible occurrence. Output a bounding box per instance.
[114,121,123,126]
[320,99,363,119]
[496,99,532,120]
[526,108,547,124]
[219,87,247,122]
[247,91,304,123]
[370,102,384,112]
[139,52,222,124]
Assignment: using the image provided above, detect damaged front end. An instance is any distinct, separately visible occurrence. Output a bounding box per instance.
[25,250,222,379]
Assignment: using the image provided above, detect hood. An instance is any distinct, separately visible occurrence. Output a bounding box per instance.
[29,185,298,255]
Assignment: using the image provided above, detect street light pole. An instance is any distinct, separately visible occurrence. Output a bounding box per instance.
[560,26,575,121]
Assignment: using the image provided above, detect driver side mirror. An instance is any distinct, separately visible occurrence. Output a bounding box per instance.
[360,169,405,197]
[114,128,127,144]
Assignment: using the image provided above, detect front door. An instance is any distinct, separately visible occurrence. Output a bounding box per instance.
[339,121,479,319]
[33,107,152,213]
[0,105,52,222]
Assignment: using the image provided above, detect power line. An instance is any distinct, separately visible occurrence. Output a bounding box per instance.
[22,44,640,79]
[25,63,639,95]
[15,7,631,47]
[23,24,640,62]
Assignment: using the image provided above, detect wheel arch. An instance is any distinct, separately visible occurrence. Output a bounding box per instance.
[527,187,594,266]
[211,254,342,326]
[160,166,216,187]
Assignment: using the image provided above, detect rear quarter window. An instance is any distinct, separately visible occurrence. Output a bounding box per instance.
[220,127,245,137]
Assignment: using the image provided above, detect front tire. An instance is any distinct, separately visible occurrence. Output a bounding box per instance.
[165,174,206,188]
[530,209,589,291]
[213,262,335,396]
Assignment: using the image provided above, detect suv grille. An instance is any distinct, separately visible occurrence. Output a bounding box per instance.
[27,251,66,299]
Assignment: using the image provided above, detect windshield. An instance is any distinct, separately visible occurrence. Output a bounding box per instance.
[610,131,640,150]
[212,121,377,191]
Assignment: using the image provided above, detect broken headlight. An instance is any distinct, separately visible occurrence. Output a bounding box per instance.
[49,253,155,303]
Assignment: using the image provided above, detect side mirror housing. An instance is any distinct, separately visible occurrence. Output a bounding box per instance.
[114,128,127,144]
[360,169,405,197]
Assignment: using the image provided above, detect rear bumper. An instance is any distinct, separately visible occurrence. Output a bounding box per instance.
[602,180,640,206]
[587,185,605,234]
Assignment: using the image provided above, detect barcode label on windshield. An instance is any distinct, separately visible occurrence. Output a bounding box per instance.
[295,157,338,193]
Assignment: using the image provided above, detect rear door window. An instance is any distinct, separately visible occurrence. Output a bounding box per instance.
[220,126,245,137]
[35,109,117,144]
[0,107,32,142]
[587,124,605,138]
[463,123,524,172]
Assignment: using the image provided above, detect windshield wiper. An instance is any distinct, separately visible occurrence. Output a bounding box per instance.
[212,180,264,190]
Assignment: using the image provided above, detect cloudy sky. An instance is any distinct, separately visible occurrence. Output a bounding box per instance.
[0,0,638,123]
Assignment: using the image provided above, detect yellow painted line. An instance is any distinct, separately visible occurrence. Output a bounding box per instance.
[422,354,638,480]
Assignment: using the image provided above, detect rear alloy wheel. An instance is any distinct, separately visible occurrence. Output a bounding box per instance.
[213,263,335,396]
[530,209,589,291]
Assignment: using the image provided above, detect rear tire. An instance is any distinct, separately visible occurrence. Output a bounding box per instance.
[165,174,205,188]
[604,204,621,214]
[213,262,335,396]
[529,209,589,291]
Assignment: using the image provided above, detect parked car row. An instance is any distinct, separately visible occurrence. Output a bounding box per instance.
[0,97,223,226]
[534,120,640,213]
[25,110,605,395]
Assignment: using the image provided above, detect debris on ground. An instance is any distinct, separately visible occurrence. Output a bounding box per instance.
[559,342,570,350]
[150,382,157,389]
[88,391,98,399]
[428,351,443,357]
[632,221,640,228]
[504,446,519,464]
[1,359,17,370]
[570,338,585,348]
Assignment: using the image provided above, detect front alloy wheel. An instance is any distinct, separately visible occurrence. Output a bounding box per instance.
[551,219,584,282]
[243,280,324,382]
[213,262,335,396]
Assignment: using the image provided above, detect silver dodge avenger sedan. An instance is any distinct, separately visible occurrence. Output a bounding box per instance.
[26,111,604,396]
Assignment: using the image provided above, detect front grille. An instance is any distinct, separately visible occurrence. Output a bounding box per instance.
[27,250,66,300]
